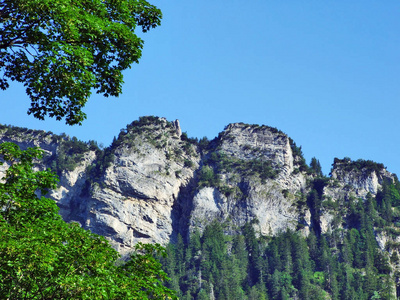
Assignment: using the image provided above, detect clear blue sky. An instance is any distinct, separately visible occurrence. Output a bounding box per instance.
[1,1,399,176]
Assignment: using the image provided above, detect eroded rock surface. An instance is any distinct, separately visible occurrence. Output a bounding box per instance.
[0,119,398,257]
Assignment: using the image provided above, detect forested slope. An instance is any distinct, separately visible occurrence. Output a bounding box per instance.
[1,117,400,299]
[162,175,400,299]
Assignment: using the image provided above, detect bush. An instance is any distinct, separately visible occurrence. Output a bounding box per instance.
[198,165,219,188]
[184,159,194,169]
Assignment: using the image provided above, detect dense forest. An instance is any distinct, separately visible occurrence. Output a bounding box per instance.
[161,175,400,300]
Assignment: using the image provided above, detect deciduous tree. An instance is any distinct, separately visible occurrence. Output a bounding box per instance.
[0,142,175,299]
[0,0,161,125]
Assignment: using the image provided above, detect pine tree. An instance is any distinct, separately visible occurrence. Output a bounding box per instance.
[310,157,323,177]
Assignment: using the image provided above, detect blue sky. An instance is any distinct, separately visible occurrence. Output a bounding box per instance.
[1,1,399,176]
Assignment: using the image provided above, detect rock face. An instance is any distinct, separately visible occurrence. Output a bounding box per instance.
[0,118,398,257]
[79,119,199,254]
[189,123,307,237]
[330,158,394,198]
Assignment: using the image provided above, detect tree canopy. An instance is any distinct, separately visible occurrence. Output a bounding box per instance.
[0,142,176,299]
[0,0,162,125]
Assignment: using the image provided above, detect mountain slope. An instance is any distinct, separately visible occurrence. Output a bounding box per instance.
[0,118,398,258]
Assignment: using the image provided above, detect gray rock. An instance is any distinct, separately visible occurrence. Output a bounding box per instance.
[1,119,398,258]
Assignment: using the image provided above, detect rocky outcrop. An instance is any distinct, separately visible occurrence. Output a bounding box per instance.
[189,124,306,237]
[82,122,199,254]
[0,125,57,154]
[50,150,96,219]
[0,118,398,257]
[46,117,201,255]
[330,158,394,199]
[318,158,397,235]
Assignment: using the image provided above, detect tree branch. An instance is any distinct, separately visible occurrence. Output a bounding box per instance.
[0,38,26,49]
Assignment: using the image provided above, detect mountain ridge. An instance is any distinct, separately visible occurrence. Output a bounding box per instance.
[0,117,397,251]
[4,116,400,297]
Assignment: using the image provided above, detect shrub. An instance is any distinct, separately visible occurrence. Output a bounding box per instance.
[184,159,194,169]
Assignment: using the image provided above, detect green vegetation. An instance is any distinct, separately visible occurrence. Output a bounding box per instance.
[333,157,386,174]
[112,117,199,174]
[226,123,285,135]
[0,0,161,125]
[204,151,278,181]
[0,124,54,140]
[198,137,210,152]
[289,138,308,173]
[113,116,175,148]
[112,116,183,153]
[0,0,175,296]
[0,124,104,177]
[196,150,278,197]
[47,136,92,175]
[309,157,323,177]
[3,120,399,299]
[0,142,175,299]
[198,165,219,188]
[181,131,199,146]
[161,175,400,299]
[184,158,194,169]
[81,146,115,196]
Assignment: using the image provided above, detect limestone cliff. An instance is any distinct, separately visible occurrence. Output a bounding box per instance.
[189,123,307,237]
[0,118,399,259]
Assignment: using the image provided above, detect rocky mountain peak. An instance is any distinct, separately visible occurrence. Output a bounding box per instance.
[4,118,400,299]
[0,117,398,258]
[330,157,394,199]
[218,123,290,167]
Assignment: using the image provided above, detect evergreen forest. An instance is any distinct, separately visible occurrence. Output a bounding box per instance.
[161,177,400,300]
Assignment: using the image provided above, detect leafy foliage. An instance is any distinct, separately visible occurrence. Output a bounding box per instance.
[0,142,175,299]
[0,0,161,125]
[0,123,112,179]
